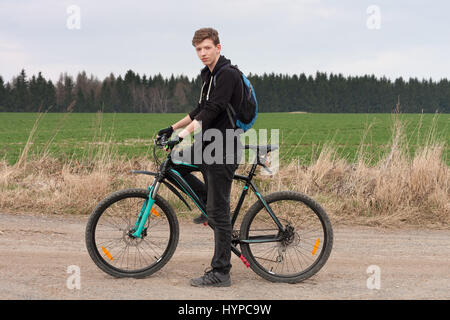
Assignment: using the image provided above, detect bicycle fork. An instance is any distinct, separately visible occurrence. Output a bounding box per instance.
[131,180,160,238]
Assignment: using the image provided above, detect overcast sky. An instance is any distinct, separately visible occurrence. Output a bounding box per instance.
[1,0,450,83]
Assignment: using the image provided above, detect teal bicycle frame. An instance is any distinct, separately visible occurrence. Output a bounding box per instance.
[130,145,285,264]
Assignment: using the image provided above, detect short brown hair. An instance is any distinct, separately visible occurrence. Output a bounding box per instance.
[192,28,220,47]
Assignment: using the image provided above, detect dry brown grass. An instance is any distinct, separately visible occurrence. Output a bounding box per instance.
[253,114,449,228]
[0,114,448,229]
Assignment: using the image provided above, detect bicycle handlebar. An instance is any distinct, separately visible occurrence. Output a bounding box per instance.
[155,135,169,148]
[153,134,274,174]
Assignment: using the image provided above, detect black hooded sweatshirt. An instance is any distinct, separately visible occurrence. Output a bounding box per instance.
[188,55,242,137]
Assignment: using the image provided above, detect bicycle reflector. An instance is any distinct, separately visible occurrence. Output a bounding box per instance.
[101,246,114,261]
[151,207,160,217]
[312,238,320,255]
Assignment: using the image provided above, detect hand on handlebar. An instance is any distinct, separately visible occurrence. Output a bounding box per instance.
[157,126,174,139]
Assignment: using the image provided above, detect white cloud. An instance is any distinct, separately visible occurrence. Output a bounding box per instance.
[1,1,450,82]
[326,46,450,80]
[0,40,31,81]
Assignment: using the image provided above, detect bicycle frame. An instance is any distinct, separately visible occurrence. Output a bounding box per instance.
[131,149,285,262]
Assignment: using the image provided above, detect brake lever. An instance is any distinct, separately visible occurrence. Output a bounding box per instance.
[257,155,273,174]
[261,162,273,174]
[155,135,168,148]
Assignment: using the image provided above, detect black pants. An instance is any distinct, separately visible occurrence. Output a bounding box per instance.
[169,144,240,275]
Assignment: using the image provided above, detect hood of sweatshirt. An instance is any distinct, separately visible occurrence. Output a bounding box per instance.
[200,55,232,82]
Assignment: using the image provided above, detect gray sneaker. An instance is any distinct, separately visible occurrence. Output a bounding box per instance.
[190,269,231,287]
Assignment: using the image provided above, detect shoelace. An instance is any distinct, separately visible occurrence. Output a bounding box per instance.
[201,268,222,284]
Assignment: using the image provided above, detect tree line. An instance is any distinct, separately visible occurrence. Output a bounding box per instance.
[0,69,449,113]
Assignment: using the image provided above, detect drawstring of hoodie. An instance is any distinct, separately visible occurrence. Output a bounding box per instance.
[199,76,214,103]
[205,77,213,101]
[198,82,206,104]
[200,56,230,103]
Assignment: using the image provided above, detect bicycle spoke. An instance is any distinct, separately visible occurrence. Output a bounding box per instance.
[93,195,172,273]
[244,196,329,278]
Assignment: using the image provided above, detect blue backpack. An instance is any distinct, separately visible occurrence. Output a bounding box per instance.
[212,64,258,132]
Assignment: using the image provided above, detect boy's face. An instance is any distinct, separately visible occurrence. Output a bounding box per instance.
[195,38,221,67]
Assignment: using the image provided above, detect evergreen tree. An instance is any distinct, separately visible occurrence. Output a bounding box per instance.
[10,69,30,111]
[1,69,450,113]
[0,76,6,111]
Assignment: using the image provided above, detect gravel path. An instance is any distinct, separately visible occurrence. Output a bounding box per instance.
[0,212,449,300]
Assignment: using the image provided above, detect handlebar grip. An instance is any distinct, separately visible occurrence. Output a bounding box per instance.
[155,135,169,147]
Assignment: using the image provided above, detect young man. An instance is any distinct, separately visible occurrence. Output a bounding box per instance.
[156,28,243,287]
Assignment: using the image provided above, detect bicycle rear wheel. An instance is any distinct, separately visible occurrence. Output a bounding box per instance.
[85,188,179,278]
[240,191,333,283]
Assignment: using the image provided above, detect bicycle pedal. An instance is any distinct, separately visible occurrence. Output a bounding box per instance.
[240,254,250,268]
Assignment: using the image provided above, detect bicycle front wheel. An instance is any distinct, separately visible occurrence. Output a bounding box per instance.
[240,191,333,283]
[85,188,179,278]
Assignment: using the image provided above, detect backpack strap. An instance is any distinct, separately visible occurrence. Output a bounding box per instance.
[206,63,243,130]
[225,103,237,129]
[226,65,244,107]
[212,63,232,88]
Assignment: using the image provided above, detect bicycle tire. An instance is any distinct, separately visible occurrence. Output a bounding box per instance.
[240,191,333,283]
[85,188,179,278]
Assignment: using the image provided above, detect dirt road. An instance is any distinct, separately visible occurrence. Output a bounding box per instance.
[0,212,449,300]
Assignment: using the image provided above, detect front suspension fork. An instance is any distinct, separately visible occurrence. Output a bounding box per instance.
[132,180,160,238]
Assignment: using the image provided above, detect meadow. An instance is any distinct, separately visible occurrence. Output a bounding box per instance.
[0,112,448,228]
[0,112,448,165]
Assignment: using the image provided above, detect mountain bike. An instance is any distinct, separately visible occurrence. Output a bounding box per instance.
[85,136,333,283]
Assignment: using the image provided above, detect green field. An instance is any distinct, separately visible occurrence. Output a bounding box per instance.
[0,112,448,165]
